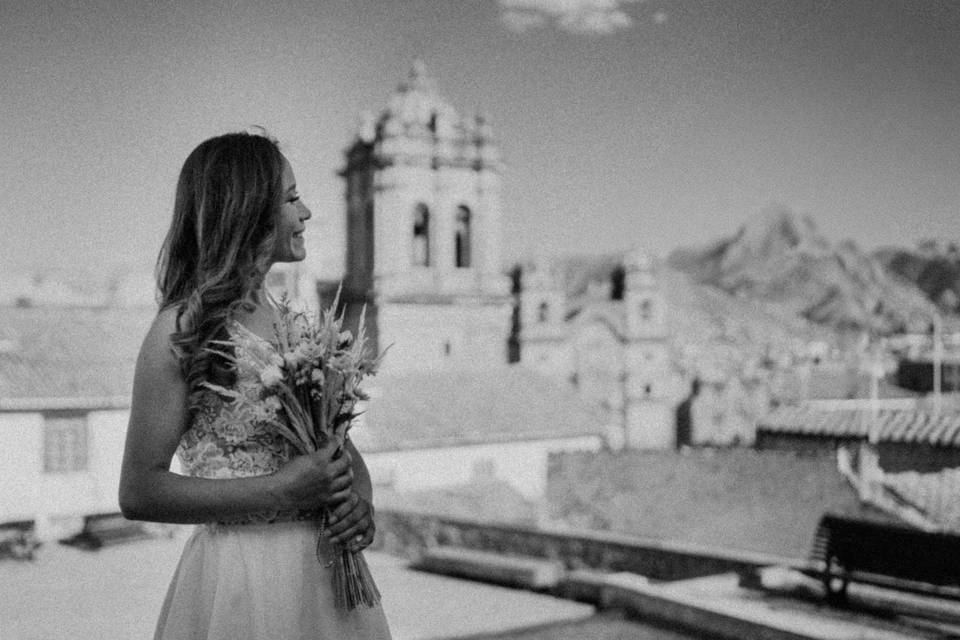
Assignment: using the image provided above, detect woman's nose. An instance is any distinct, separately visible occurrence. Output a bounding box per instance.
[299,201,312,220]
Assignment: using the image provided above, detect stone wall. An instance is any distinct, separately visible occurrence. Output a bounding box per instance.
[544,448,891,558]
[371,509,806,582]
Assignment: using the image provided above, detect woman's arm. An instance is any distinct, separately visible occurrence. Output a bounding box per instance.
[345,437,372,503]
[119,308,352,524]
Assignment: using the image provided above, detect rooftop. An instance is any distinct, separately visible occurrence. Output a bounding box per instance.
[547,448,901,559]
[1,533,594,640]
[759,404,960,447]
[6,527,943,640]
[353,366,604,452]
[0,305,154,407]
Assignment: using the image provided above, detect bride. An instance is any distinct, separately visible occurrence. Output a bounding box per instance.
[119,132,392,639]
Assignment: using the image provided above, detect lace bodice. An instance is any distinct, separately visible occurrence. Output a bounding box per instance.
[176,324,308,524]
[177,325,292,479]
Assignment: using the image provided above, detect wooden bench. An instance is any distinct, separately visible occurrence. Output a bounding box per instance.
[415,546,564,590]
[808,513,960,603]
[59,512,154,550]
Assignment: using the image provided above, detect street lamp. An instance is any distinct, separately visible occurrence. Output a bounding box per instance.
[932,311,943,416]
[866,339,884,445]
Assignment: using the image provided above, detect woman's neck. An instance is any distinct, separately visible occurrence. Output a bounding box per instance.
[236,286,280,339]
[246,278,277,307]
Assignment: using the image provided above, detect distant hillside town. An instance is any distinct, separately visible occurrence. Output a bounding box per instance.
[4,63,960,550]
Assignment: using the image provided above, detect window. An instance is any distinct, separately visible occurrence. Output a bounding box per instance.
[455,205,471,268]
[639,298,652,321]
[538,301,549,323]
[412,204,430,266]
[43,414,88,473]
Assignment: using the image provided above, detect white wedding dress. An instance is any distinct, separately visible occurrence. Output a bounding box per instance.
[153,328,392,640]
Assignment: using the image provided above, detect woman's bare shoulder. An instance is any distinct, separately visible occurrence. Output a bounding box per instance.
[138,305,181,368]
[152,304,180,334]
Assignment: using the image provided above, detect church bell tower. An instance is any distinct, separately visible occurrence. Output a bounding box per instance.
[622,248,675,448]
[335,62,512,371]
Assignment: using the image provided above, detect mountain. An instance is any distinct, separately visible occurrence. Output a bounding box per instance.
[668,205,938,334]
[875,242,960,312]
[545,250,837,387]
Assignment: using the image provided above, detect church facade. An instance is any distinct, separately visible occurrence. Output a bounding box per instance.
[326,62,513,373]
[518,251,687,449]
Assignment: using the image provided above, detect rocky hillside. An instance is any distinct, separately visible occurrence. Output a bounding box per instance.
[668,206,937,334]
[656,267,832,381]
[875,241,960,313]
[540,250,838,387]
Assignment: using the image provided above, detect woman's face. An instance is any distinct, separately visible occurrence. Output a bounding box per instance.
[272,157,312,264]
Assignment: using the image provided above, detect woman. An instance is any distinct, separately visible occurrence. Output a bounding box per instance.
[119,132,392,639]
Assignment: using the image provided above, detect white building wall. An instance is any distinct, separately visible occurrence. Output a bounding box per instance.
[625,402,675,449]
[378,302,512,373]
[3,405,600,536]
[0,412,42,523]
[0,409,172,540]
[477,170,503,276]
[521,341,573,380]
[363,435,603,501]
[88,410,129,512]
[573,321,624,404]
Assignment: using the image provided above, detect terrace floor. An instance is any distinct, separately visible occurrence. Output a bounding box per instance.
[1,528,597,640]
[5,526,950,640]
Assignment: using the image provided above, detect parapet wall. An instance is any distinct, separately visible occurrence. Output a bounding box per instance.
[372,509,809,582]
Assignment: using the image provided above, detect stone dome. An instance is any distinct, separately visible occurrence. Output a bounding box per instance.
[379,61,459,140]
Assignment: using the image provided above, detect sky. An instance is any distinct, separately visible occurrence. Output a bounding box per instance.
[2,0,959,283]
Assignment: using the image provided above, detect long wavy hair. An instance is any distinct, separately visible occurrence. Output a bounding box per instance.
[156,132,285,393]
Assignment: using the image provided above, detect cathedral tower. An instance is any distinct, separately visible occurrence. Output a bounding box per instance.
[518,257,569,375]
[622,248,676,448]
[336,62,512,371]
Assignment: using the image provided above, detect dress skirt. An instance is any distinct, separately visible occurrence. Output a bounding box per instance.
[154,521,392,640]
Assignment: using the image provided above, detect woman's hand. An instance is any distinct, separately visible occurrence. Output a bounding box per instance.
[274,441,353,511]
[325,490,375,551]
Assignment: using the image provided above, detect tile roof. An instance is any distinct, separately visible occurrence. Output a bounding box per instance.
[880,469,960,532]
[547,448,901,559]
[352,366,605,452]
[0,306,155,407]
[0,306,603,454]
[758,404,960,447]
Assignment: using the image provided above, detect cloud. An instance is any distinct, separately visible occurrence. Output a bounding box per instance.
[652,10,668,24]
[499,0,641,35]
[501,9,549,33]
